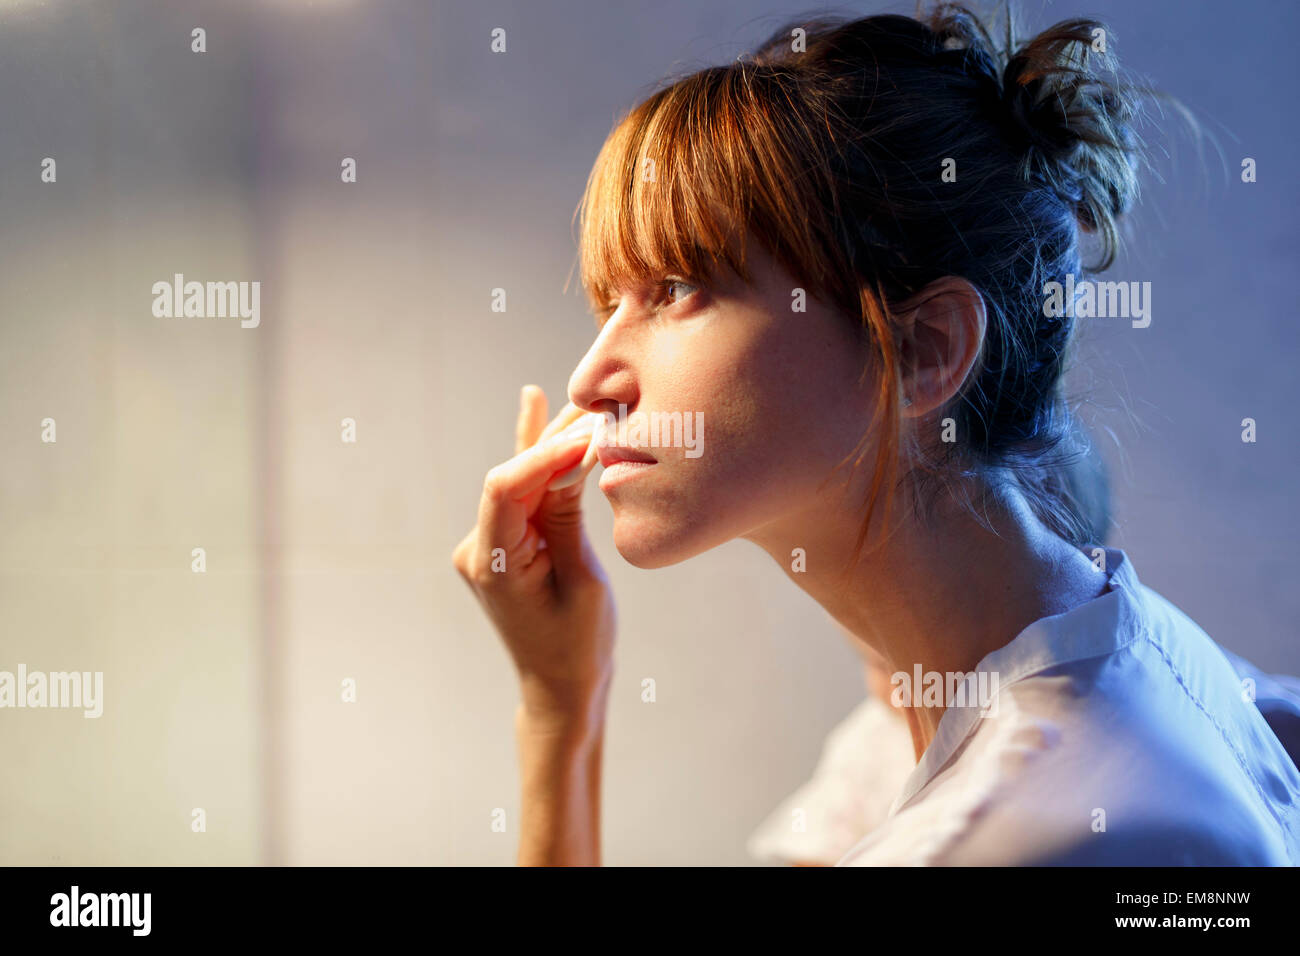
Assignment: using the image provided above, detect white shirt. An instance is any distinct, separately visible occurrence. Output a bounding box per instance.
[834,546,1300,865]
[746,695,915,865]
[747,546,1300,865]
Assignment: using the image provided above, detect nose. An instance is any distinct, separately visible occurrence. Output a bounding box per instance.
[567,306,640,416]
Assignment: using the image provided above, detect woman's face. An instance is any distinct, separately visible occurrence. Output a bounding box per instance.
[568,235,881,568]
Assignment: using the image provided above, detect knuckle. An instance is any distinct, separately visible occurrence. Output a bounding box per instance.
[482,466,508,501]
[471,565,501,590]
[451,533,474,573]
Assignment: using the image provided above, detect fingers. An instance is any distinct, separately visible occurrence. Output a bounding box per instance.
[514,386,587,451]
[516,385,548,454]
[546,415,603,491]
[453,395,598,586]
[511,522,547,569]
[536,400,588,445]
[477,415,601,555]
[452,521,553,586]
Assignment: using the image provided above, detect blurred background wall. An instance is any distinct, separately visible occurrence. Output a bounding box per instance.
[0,0,1296,865]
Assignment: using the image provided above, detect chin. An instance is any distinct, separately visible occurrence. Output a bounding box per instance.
[611,516,704,569]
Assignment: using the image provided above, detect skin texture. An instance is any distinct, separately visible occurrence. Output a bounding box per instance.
[454,234,1109,865]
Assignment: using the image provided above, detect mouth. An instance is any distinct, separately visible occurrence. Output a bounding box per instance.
[596,444,658,493]
[596,444,658,468]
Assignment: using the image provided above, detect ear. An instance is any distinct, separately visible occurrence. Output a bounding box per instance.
[893,276,987,418]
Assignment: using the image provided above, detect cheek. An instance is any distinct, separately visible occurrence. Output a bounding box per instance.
[648,319,845,510]
[605,330,778,556]
[612,305,877,558]
[704,310,864,476]
[641,327,763,462]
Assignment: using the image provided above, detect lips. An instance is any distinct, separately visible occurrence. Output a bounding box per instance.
[596,443,658,468]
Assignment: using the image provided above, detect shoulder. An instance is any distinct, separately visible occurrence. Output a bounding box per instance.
[917,740,1296,865]
[1019,817,1285,866]
[855,673,1298,865]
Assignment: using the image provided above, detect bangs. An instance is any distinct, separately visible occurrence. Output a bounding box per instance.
[575,69,761,318]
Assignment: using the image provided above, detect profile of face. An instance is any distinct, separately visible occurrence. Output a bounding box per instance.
[567,236,882,569]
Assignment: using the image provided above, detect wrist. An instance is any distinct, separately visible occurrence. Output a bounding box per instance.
[517,670,611,743]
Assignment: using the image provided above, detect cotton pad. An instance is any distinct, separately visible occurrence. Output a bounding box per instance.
[546,415,603,491]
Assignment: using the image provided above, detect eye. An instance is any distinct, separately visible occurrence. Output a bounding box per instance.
[661,277,699,307]
[593,277,699,327]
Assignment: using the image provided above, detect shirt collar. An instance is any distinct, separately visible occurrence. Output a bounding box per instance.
[888,546,1148,815]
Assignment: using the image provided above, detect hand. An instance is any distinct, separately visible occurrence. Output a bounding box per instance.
[452,386,616,725]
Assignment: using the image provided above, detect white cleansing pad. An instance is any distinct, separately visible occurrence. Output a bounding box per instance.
[545,415,604,491]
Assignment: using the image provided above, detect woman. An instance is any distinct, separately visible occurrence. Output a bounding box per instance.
[452,4,1300,865]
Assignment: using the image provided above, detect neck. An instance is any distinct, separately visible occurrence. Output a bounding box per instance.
[746,476,1107,762]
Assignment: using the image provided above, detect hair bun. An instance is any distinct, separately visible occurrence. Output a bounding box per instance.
[996,19,1142,264]
[1001,51,1077,157]
[925,5,1143,270]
